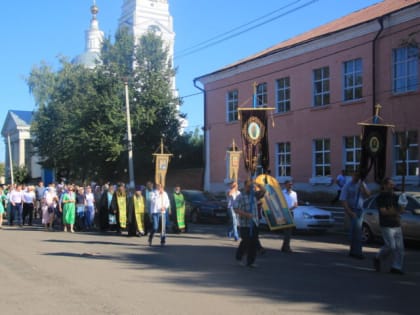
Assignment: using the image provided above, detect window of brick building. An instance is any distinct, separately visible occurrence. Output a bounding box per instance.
[343,58,363,101]
[313,138,331,176]
[344,135,361,173]
[394,130,418,177]
[393,46,418,93]
[276,142,291,177]
[313,67,330,106]
[226,89,238,122]
[275,77,290,113]
[256,83,267,107]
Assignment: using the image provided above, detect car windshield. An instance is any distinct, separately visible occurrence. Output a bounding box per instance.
[364,193,420,210]
[412,195,420,204]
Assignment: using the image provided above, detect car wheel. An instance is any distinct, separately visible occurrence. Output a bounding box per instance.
[362,224,373,243]
[191,210,199,224]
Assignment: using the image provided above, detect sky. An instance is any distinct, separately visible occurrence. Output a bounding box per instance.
[0,0,383,163]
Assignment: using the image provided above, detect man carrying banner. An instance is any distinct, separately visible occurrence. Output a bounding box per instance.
[148,183,170,246]
[340,172,370,259]
[234,179,265,268]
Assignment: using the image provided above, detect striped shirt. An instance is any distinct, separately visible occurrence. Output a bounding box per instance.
[236,191,259,227]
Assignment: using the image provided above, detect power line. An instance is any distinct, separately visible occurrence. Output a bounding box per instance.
[181,25,419,127]
[175,0,303,56]
[174,0,319,59]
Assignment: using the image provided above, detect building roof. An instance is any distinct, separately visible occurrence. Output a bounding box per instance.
[1,110,33,136]
[198,0,420,79]
[8,110,33,126]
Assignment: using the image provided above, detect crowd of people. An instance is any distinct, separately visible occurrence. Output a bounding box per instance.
[0,173,408,275]
[0,180,187,246]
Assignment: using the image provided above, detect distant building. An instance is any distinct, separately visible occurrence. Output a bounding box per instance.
[119,0,187,132]
[1,110,42,183]
[119,0,176,89]
[194,0,420,193]
[73,2,104,68]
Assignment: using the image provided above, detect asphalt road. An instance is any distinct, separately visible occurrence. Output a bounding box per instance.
[0,222,418,315]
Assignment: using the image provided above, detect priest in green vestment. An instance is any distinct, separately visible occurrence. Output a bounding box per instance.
[171,185,186,233]
[111,183,128,235]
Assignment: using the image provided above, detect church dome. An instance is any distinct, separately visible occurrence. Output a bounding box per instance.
[73,51,101,69]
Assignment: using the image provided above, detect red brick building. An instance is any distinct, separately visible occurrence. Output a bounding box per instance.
[194,0,420,193]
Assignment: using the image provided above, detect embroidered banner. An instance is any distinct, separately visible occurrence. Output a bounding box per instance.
[255,174,294,231]
[227,151,241,182]
[240,109,270,175]
[155,155,170,188]
[359,124,388,183]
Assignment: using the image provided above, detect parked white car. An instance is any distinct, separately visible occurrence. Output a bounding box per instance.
[293,203,335,231]
[362,191,420,243]
[260,202,335,232]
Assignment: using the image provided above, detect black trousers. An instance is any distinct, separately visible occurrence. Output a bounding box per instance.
[22,203,34,225]
[236,223,258,265]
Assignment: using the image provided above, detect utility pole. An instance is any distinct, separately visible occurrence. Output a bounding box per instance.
[124,78,135,189]
[7,133,14,185]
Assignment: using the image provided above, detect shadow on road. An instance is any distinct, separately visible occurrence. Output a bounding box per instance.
[35,223,419,315]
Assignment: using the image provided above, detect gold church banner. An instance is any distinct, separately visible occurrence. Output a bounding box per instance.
[228,151,241,183]
[155,155,170,188]
[153,139,173,188]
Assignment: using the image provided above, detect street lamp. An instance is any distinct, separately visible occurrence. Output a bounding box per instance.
[123,77,135,189]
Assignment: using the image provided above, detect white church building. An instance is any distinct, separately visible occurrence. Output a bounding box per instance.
[2,0,180,184]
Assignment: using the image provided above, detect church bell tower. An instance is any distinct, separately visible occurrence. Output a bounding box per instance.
[119,0,175,74]
[119,0,185,130]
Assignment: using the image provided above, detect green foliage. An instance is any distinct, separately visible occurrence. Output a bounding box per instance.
[170,128,204,169]
[27,28,185,183]
[13,165,30,184]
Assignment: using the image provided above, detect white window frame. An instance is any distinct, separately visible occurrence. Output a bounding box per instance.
[226,89,238,122]
[343,58,363,101]
[256,83,267,107]
[313,67,330,107]
[393,130,419,185]
[275,77,290,113]
[310,138,331,184]
[393,46,419,94]
[344,135,361,173]
[276,142,291,180]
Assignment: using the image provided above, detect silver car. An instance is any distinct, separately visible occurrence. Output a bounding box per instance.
[362,192,420,243]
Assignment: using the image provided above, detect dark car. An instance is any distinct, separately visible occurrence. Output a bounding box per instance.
[181,189,228,224]
[362,192,420,243]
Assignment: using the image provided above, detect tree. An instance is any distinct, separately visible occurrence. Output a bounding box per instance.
[99,28,183,178]
[13,165,30,184]
[170,127,204,169]
[28,59,126,183]
[27,28,184,183]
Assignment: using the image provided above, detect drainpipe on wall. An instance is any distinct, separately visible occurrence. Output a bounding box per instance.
[372,17,384,116]
[193,78,209,191]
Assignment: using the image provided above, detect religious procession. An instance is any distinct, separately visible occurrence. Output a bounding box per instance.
[0,85,411,278]
[1,179,187,246]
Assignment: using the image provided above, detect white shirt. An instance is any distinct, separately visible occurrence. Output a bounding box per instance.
[85,192,95,207]
[150,189,170,214]
[23,190,36,203]
[44,189,57,207]
[282,189,298,211]
[9,189,24,204]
